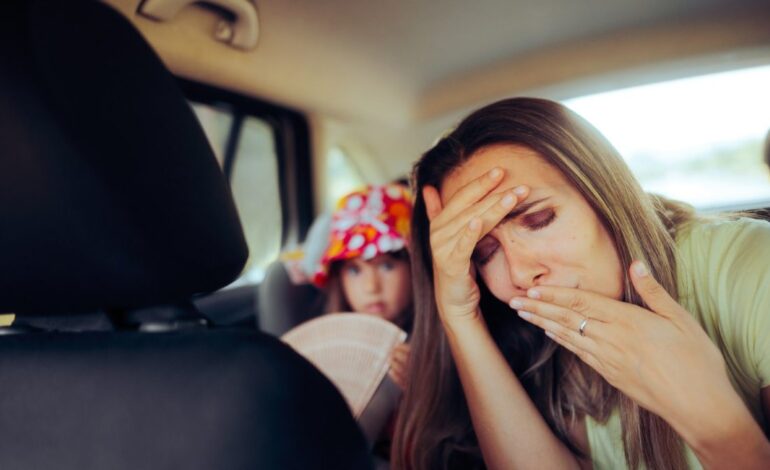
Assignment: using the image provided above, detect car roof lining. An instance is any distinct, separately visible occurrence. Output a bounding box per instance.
[105,0,770,127]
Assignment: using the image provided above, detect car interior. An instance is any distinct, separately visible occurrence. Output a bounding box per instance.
[1,0,769,468]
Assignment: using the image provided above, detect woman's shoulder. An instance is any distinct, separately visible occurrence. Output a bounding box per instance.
[676,215,770,292]
[677,216,770,242]
[675,216,770,336]
[676,216,770,273]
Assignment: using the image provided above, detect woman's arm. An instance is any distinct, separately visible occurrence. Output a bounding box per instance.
[680,385,770,469]
[423,170,581,469]
[444,315,582,470]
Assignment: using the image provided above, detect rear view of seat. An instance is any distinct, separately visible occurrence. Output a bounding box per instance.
[258,259,323,336]
[0,0,370,468]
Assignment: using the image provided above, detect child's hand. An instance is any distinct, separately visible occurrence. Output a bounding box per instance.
[388,343,410,390]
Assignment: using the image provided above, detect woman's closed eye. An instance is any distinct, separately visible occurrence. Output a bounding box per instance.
[522,208,555,230]
[472,209,556,267]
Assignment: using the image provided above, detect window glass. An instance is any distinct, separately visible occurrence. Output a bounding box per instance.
[190,102,233,167]
[230,116,282,282]
[326,145,365,209]
[564,65,770,210]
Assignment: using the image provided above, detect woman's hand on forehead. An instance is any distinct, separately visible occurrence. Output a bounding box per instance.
[423,167,530,324]
[424,167,530,232]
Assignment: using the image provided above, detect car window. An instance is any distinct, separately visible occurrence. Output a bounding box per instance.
[190,101,282,282]
[325,145,365,210]
[230,116,282,281]
[190,102,233,167]
[565,65,770,211]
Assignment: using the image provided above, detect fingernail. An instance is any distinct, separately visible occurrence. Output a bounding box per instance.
[633,261,648,277]
[527,289,540,299]
[545,330,556,339]
[518,310,532,320]
[489,168,501,179]
[501,194,515,207]
[509,298,524,309]
[513,185,527,196]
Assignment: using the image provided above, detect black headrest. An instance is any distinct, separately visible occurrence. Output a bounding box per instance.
[0,0,248,315]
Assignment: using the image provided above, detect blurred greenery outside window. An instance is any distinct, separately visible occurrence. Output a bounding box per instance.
[190,102,282,284]
[564,64,770,211]
[325,145,365,210]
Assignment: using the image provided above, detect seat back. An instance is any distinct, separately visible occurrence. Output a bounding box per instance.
[0,1,370,468]
[0,330,370,470]
[258,260,323,336]
[257,211,331,336]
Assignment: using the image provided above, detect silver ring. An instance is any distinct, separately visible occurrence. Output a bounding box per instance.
[578,318,589,336]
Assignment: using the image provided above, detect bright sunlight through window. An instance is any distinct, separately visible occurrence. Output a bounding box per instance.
[326,146,365,210]
[565,65,770,211]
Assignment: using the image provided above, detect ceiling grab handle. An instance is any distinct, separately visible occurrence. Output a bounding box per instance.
[138,0,259,50]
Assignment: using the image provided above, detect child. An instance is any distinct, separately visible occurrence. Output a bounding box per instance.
[310,184,413,467]
[312,183,413,389]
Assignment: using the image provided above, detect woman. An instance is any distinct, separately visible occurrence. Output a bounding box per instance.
[392,98,770,469]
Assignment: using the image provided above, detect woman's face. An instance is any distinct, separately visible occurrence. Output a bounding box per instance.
[340,253,412,323]
[439,144,623,303]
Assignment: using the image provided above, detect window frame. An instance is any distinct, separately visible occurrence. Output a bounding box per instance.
[178,78,314,251]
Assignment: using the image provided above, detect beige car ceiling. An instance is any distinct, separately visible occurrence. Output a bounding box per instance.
[102,0,770,184]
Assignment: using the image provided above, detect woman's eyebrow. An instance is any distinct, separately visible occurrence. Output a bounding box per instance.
[501,197,549,222]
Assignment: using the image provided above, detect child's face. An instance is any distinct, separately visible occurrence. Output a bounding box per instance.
[340,253,412,324]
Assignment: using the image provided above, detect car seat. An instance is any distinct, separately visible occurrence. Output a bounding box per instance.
[0,0,370,468]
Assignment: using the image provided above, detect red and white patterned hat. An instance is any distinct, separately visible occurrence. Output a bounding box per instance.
[312,184,412,287]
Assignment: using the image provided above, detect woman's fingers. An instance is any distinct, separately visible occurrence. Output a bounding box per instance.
[427,166,505,226]
[476,187,528,235]
[628,261,683,320]
[541,323,604,375]
[514,306,604,350]
[423,185,443,221]
[515,308,606,375]
[449,218,483,266]
[516,285,616,323]
[433,186,529,257]
[444,189,525,262]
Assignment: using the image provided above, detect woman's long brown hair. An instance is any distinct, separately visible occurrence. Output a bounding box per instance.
[392,98,690,469]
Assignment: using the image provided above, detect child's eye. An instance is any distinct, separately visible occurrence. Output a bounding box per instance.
[522,209,555,230]
[379,261,395,271]
[344,264,361,276]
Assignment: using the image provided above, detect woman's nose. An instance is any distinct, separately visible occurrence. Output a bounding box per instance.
[505,244,546,291]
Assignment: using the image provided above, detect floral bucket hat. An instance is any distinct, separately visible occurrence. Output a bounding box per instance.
[312,183,412,287]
